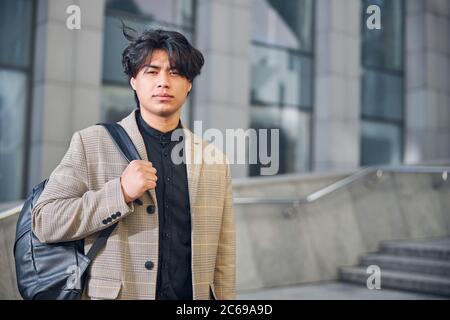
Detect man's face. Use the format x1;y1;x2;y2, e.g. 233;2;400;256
130;49;192;118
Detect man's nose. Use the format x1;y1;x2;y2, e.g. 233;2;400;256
157;72;170;88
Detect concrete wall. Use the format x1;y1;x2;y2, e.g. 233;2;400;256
405;0;450;163
28;0;105;188
233;171;450;291
313;0;361;172
0;214;21;299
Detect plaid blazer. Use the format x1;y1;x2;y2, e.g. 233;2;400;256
32;110;235;300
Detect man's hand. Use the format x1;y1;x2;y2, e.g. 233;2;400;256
120;160;157;203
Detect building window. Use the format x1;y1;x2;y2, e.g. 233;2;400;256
0;0;33;202
361;0;404;166
102;0;195;123
250;0;314;176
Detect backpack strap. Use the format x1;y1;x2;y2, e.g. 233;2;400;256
98;123;142;163
86;123;142;260
86;224;117;260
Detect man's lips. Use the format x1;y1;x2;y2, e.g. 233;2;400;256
153;94;174;98
152;94;174;101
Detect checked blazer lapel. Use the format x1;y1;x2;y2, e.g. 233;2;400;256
181;124;203;209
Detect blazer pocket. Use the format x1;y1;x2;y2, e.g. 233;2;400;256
86;277;122;300
209;283;218;300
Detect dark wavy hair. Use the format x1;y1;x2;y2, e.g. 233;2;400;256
121;23;205;108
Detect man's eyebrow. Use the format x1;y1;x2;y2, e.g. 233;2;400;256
143;64;160;69
143;64;178;71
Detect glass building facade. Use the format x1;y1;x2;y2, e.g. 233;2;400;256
361;0;405;166
249;0;314;176
1;0;447;205
0;0;34;202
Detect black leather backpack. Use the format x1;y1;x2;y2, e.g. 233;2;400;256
13;123;141;299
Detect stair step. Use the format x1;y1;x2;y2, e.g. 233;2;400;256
380;238;450;261
339;266;450;297
361;254;450;277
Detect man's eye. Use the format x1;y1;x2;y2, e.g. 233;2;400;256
170;71;179;75
146;70;157;74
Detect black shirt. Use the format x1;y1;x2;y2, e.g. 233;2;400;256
136;111;193;300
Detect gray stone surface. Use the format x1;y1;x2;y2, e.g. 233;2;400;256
349;174;407;251
237;281;446;300
0;214;21;300
405;0;450;165
340;237;450;297
361;254;450;277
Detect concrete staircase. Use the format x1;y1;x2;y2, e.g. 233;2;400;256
339;237;450;297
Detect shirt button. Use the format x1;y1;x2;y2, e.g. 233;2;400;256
164;232;170;239
145;261;154;270
147;205;156;214
167;177;170;182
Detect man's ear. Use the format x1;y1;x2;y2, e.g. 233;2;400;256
187;81;192;94
130;77;136;90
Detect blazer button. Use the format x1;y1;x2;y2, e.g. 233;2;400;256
111;213;117;219
147;205;156;214
106;217;112;223
102;219;108;225
145;260;154;270
116;211;122;218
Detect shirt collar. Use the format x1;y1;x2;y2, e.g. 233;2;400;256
136;110;183;143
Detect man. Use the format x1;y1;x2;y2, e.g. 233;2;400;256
32;28;235;300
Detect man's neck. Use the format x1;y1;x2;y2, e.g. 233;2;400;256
139;109;180;133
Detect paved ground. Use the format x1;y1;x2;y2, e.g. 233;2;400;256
236;281;447;300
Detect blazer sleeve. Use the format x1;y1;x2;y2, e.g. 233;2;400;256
214;161;236;299
32;131;134;243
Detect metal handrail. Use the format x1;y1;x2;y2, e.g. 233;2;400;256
0;166;448;220
0;204;23;220
234;166;449;205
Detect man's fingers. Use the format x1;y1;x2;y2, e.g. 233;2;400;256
136;165;157;175
147;180;157;189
